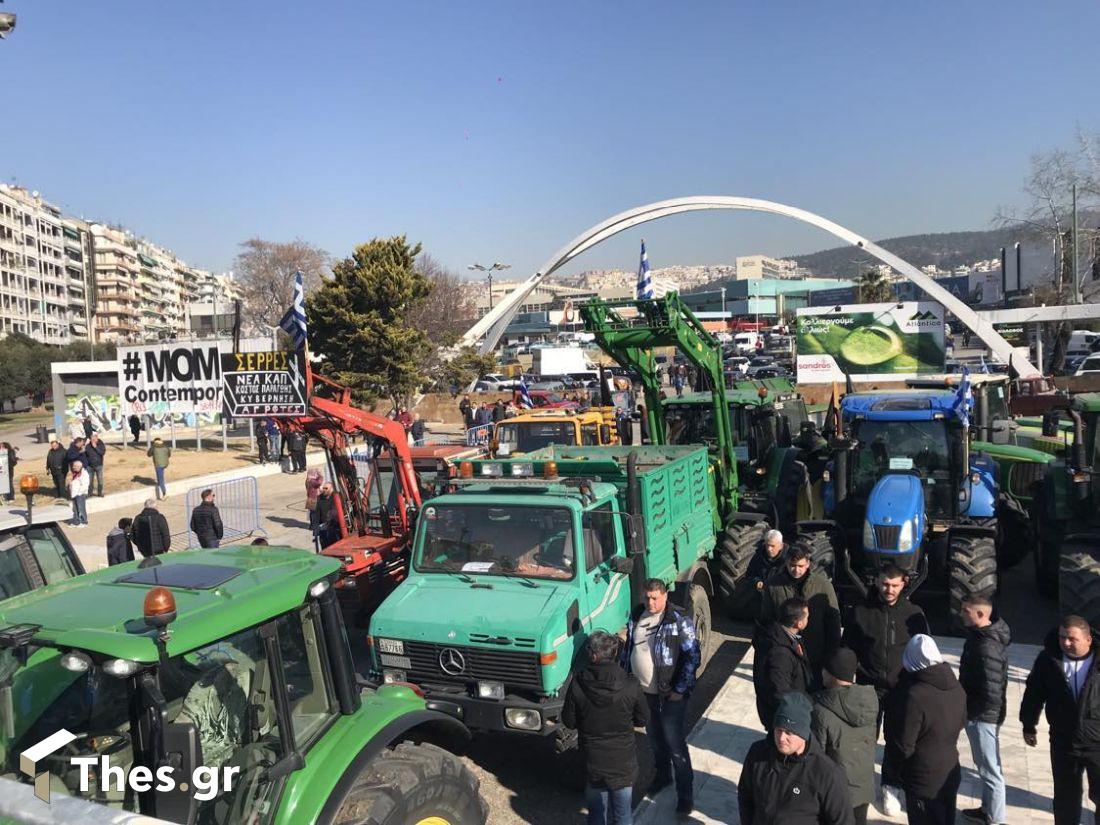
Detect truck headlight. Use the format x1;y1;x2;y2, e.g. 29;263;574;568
504;708;542;731
898;519;914;552
862;519;874;549
382;669;407;684
477;681;505;700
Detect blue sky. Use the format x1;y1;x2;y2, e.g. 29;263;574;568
2;1;1097;279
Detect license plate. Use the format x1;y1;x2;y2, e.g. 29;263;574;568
377;639;404;654
380;654;412;670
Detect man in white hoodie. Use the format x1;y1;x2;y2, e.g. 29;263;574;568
67;459;90;527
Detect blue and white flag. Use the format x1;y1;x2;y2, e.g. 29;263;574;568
953;366;973;429
636;240;653;300
279;271;308;350
518;376;534;410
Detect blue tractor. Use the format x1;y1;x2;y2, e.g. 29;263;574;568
798;388;1000;617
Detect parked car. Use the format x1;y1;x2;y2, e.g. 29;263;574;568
1075;354;1100;376
745;355;776;378
724;356;750;375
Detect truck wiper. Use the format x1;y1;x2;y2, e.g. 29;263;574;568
423;564;476;584
491;558;540;588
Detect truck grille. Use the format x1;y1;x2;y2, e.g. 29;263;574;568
873;524;900;550
399;640;543;691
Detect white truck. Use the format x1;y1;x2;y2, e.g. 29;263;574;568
531;346;593;377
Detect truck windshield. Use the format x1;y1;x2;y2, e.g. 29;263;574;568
417;504;576;580
665;404;746;448
497;421;575;453
851;419;951;500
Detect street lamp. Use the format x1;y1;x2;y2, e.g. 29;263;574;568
467;262;511;312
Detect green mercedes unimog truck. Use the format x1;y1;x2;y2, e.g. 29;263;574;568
367;444;718;749
0;546;487;824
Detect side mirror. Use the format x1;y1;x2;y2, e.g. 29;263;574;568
989;419;1015;445
157;721;201;824
609;555;634;575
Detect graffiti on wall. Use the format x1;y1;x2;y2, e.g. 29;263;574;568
64;394;218;434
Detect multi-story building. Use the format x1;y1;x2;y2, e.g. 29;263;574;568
0;185;84;344
61;218;93;342
89;223;143;343
735;254;802;280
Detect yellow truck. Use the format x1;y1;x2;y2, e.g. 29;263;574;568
493;407;620;455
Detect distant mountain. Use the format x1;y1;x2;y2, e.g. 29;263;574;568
790;227;1030;279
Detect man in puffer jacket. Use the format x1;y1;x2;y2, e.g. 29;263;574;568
753;597;812;729
739;691;854;824
884;635;967;825
958;594;1010;825
562;631;649;825
812;648;878;825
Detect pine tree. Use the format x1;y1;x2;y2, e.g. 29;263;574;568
307;236;432;407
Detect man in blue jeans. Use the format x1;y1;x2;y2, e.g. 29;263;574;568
621;578;701;815
562;631;649;825
959;593;1010;825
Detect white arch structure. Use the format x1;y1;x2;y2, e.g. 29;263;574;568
459;196;1039;377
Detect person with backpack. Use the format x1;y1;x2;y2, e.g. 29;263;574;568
132;499;171;556
562;631;649;825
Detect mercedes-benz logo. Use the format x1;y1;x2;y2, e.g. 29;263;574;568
439;647;466;676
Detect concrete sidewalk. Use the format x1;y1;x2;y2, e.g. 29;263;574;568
638;639;1074;824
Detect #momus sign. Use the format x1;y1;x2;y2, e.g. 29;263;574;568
117;340;306;418
795;302;946;383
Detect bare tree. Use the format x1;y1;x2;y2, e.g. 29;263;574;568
408;255;478;346
233;238;330;332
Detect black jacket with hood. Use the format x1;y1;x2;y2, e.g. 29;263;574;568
812;684;879;808
753;621;812;729
738;734;855;825
132;506;171;556
760;565;841;671
1021;628;1100;753
884;662;967;798
561;660;649;790
959;618;1011;724
105;526;134;566
842;591;929;692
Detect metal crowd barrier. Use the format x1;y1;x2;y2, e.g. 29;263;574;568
182;476;266;548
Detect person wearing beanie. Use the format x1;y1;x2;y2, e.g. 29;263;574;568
812;648;879;825
739;691;855;824
1020;615;1100;825
753;597;813;729
883;634;967;825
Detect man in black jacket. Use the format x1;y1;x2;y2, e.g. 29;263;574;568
1021;615;1100;825
841;564;928;815
739;691;854;825
884;635;968;825
315;483;340;549
287;431;308;473
753;597;812;729
64;437;87;477
562;630;649;825
958;594;1010;825
189;489;224;549
45;440;67;498
739;529;788;617
106;518;134;566
84;433;106;496
132;499;171;557
760;545;841;680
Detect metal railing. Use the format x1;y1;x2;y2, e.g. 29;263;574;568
181;476;265;548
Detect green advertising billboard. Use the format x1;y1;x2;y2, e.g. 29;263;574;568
795;302;946;383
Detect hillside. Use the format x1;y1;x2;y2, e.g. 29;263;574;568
789;227;1029;278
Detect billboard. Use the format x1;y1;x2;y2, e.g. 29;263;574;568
795;302;946;383
118;342;223;417
221;350;307;417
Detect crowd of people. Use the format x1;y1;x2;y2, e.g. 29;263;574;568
565;529;1100;825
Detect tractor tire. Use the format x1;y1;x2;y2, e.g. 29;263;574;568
682;583;714;676
331;741;487;825
1059;544;1100;628
716;520;767;620
948;532;998;617
794;529;837;581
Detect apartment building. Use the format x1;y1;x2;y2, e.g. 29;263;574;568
735;254;802;280
90;223;142;342
0;185;87;344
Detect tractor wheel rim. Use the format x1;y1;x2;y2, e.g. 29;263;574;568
415;818;451;825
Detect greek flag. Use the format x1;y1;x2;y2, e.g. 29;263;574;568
518;376;534;410
953;366;973;429
636;240;653;300
279;271;308;350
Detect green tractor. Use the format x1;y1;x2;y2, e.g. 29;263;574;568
0;546;487;824
581;294;820;618
1033;393;1100;619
